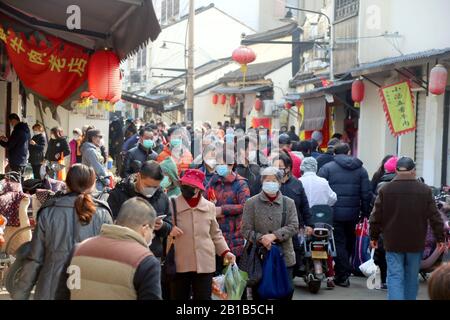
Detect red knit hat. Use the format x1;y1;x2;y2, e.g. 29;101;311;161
384;156;398;173
180;169;206;191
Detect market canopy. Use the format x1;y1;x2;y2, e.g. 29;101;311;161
0;0;161;60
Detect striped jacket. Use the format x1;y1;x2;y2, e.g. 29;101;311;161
206;172;250;257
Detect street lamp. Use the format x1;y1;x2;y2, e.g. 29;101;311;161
282;5;334;81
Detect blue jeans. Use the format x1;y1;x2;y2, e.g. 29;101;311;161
386;252;422;300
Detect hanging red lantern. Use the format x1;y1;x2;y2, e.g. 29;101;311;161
230;95;237;107
232;46;256;83
255;98;263;112
88;49;122;103
212;94;219;105
285;102;292;110
351;79;365;107
429;64;448;95
220;94;227;105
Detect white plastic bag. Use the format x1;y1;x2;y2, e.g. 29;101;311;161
359;248;378;277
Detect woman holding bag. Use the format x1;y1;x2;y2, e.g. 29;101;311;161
169;169;236;300
241;166;299;300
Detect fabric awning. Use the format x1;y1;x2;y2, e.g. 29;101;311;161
0;0;161;60
212;85;272;94
301;97;326;131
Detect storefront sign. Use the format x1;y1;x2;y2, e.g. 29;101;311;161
379;81;416;137
0;24;88;105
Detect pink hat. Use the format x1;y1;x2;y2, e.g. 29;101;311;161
180;169;206;191
384;156;398;173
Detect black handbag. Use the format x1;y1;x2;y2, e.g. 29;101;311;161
161;197;177;280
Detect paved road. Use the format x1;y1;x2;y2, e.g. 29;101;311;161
0;275;429;300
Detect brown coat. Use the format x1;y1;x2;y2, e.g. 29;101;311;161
173;195;229;274
370;177;445;252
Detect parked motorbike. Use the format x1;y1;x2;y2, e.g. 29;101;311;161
297;205;337;294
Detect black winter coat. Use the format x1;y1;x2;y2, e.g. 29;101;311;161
318;154;371;222
107;178;172;258
28;133;46;165
0;122;30;166
11;194;113;300
123;144;158;177
280;176;311;227
235;164;262;197
316;152;334;171
45;137;70;161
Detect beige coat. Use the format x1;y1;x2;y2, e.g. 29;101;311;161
173;195;229;274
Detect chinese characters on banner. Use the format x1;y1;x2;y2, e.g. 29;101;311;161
379;81;416;137
0;24;89;105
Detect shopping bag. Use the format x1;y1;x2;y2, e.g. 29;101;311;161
359;248;378;277
212;275;227;300
223;264;248;300
257;245;293;299
352;218;371;274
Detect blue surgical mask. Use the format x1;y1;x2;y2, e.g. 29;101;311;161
142;139;154;150
262;181;280;194
160;176;171;189
170;138;182;148
216;164;229;177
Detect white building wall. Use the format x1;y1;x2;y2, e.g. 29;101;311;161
359;0;450;64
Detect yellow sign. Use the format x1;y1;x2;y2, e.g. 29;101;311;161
379;81;416;137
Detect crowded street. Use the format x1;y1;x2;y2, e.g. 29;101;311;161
0;0;449;311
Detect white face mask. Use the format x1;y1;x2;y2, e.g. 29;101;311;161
205;159;217;169
73;134;80;140
33;131;40;136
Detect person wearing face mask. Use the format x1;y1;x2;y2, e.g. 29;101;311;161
205;147;250;271
28;123;46;179
108;160;173;297
69;128;83;166
81;129;109;191
160;156;181;197
170;169;236;300
156;126;193;175
11;164;113;300
45;126;71;181
123;127;158;178
241;166;299;300
235;136;262;197
0;113;31;177
197;145;218;188
69;197;162;300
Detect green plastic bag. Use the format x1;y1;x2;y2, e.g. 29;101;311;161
223;263;248;300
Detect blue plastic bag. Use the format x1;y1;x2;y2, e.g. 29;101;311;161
257;245;293;299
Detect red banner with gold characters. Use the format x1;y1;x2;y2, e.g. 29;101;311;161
0;24;88;105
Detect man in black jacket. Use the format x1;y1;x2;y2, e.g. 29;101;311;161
122;127;158;177
316;138;340;171
318;143;371;287
235;136;262;196
0;113;31;175
108;160;172;259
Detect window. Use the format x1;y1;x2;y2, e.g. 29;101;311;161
135;48;146;69
161;0;179;25
335;0;359;22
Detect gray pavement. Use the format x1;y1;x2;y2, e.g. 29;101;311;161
0;275;430;300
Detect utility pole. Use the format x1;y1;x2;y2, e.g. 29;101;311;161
185;0;195;122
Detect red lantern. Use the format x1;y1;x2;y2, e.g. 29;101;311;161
285;102;292;110
220;94;227;105
429;64;448;95
255;98;263;112
230;95;237;107
212;94;219;105
352;79;365;107
232;46;256;65
88;49;122;102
